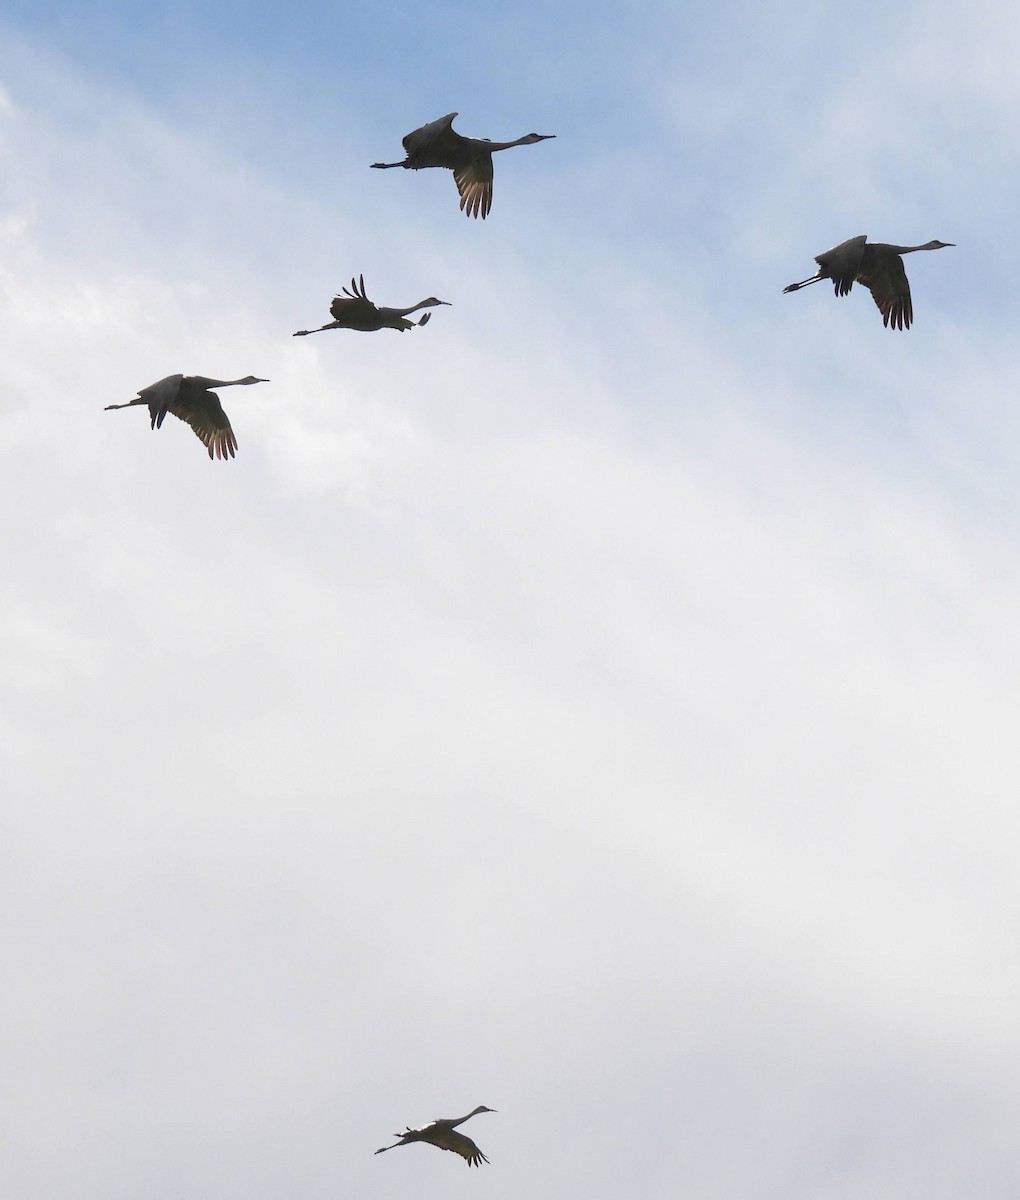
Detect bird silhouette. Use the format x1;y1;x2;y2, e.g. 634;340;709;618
783;235;954;330
374;1105;495;1168
372;112;554;218
105;374;267;460
293;275;449;335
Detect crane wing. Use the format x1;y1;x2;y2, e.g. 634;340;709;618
330;288;379;325
402;112;458;158
168;390;238;460
856;254;912;330
453;158;493;219
136;374;185;430
430;1128;489;1167
819;235;867;297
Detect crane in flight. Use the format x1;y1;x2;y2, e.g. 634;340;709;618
371;112;555;218
293;275;450;335
105;374;267;460
374;1105;495;1168
783;235;953;329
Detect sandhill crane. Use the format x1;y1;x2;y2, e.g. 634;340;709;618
783;235;954;330
374;1105;495;1168
371;112;555;218
292;275;450;336
105;374;267;460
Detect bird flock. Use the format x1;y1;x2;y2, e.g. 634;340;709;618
104;112;555;460
96;109;957;1175
103;110;954;474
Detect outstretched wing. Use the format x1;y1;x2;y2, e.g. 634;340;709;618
453;158;493;219
330;275;379;324
169;388;237;460
402;112;458;158
431;1128;490;1167
856;254;912;330
818;235;867;297
136;374;185;430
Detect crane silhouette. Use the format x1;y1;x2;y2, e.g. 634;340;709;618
105;374;267;460
783;235;954;330
374;1105;495;1168
371;112;555;218
292;275;450;336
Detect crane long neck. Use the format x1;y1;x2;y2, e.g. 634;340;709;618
448;1107;486;1127
399;299;437;316
487;136;532;152
878;241;949;255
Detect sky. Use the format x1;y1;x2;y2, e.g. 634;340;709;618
2;2;1020;1197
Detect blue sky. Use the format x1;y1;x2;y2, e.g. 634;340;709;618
2;4;1020;1199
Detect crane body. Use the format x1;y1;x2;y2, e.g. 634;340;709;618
105;374;267;459
783;235;953;329
374;1105;495;1168
293;275;449;335
372;112;554;218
